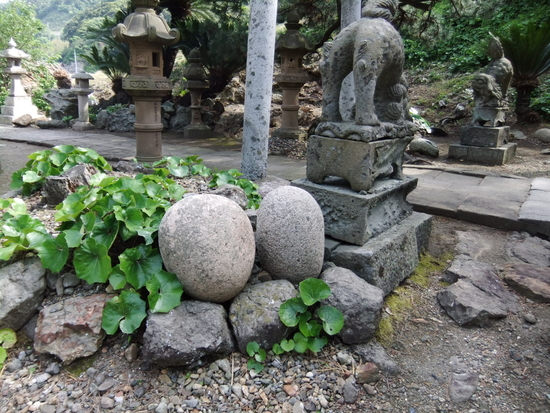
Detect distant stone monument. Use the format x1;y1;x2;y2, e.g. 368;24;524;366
183;48;211;139
292;0;431;295
0;39;39;125
449;35;516;165
272;11;312;141
112;0;180;162
72;71;94;131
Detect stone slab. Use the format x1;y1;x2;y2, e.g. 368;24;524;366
518;200;550;237
448;143;516;165
407;186;468;218
306;135;412;192
502;262;550;303
330;212;432;296
460;126;509;148
292;177;417;246
531;177;550;192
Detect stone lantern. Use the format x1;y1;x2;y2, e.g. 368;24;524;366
0;39;39;125
112;0;180;162
273;11;313;141
72;71;94;131
183;48;211;139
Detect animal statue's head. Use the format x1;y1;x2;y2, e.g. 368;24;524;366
362;0;399;22
472;73;502;102
487;33;505;60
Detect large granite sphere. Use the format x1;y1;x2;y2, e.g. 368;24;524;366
256;186;325;283
158;194;255;303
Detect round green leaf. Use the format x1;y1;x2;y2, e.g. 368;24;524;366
74;238;112;284
299;278;332;306
32;232;69;273
279;297;307;327
246;341;260;357
307;336;328;353
0;328;17;349
145;270;183;313
280;339;295;352
299;319;322;338
102;290;146;335
317;305;345;335
120;244;163;290
272;343;285;355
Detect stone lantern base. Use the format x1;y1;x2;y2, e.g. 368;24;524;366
272;127;308;141
0;95;38;125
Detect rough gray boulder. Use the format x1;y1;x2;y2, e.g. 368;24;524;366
229;280;297;353
437;255;520;326
351;340;400;376
42;164;98;206
12;114;33;127
255;176;290;199
0;258;47;331
407;136;439;157
43;89;78;121
210;184;248;210
506;232;550;267
34;294;109;364
169;106;192;132
256;186;324;284
142;300;236;367
320;267;384;344
158;194;255;303
501;262;550;303
533;128;550;143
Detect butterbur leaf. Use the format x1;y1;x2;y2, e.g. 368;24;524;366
299;278;332;306
74;238;111;284
0;244;18;261
146;270;183;313
22;170;41;183
280;339;295;352
5;198;27;216
0;347;6;367
120;244;163;289
279;297;307;327
317;305;345;335
299;319;322;338
32;233;69;273
272;343;285;355
109;265;127;290
293;333;309;353
247;359;264;373
63;229;84;248
307;336;327;353
102;290;146;335
10;170;23;190
54;145;75;154
91;214;119;249
246;341;260;357
0;329;17;348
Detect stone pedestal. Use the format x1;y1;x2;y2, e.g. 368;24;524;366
272;82;307;141
448;126;516;165
306;135;413;192
292;176;417;246
183;49;211;140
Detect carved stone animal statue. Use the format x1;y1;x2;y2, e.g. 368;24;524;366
320;0;406;126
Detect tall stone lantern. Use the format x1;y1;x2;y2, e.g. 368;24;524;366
183;48;211;139
72;71;94;131
272;11;313;141
112;0;180;162
0;39;39;125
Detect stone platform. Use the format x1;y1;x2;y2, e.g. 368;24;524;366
292;176;417;246
448;125;516;165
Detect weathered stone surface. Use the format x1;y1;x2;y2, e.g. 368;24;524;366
229;280;297;353
445;255;520;312
331;212;432;296
142;300;236;368
12;114;33;127
43;89;78;120
306;135;412;192
256;175;290;199
448;142;516;165
292;177;416;246
502;262;550;303
34;294;109;364
0;258;46;331
533;128;550;143
257;186;324;283
351;340;400;376
42;164;98;206
158;194;255;303
320;266;383;344
407;136;439;157
355;362;381;384
169;106;192;132
460;126;509;147
36;119;66;129
506;232;550;267
449;372;478;403
210;184;248;210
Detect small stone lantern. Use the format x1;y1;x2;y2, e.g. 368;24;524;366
112;0;180;162
0;39;38;124
72;71;94;131
273;11;313;141
183;48;211;139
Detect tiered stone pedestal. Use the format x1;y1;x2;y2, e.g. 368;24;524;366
292;134;432;296
448;126;516;165
0;96;38;125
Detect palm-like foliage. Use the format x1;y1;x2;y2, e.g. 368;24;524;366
499;21;550;117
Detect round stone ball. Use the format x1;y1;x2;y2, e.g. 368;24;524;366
256;186;325;283
533;128;550;143
158;194;255;303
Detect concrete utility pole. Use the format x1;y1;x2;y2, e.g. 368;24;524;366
241;0;278;181
341;0;362;28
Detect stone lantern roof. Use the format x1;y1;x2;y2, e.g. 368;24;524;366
112;1;180;46
275;11;313;55
0;39;30;61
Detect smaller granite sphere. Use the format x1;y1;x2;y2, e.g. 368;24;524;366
256;186;325;283
158;194;255;303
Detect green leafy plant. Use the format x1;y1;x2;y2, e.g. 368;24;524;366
246;341;266;373
209;169;262;209
0;328;17;369
105;103;128;114
62;115;74;124
10;145;112;195
272;278;344;355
